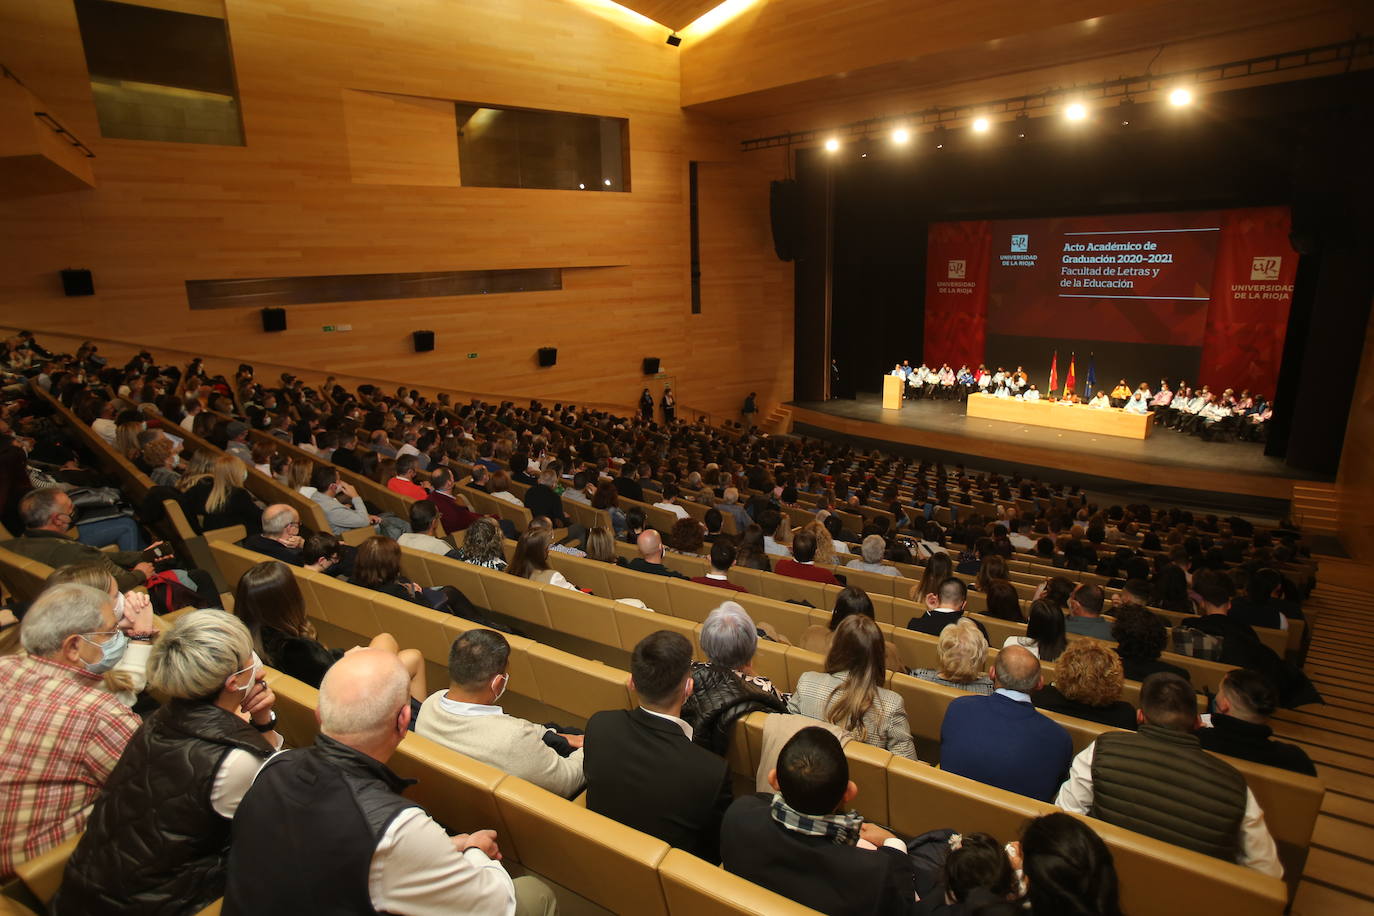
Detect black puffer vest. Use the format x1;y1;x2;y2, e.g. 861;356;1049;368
1090;723;1249;862
682;663;788;755
54;700;274;916
223;734;417;916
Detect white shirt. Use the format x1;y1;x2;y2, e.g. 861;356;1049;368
654;501;690;520
1055;742;1282;877
210;730;284;818
763;536;790;557
490;491;523;506
368;807;516;916
180;413;198;431
639;706;693;740
398;532;454;556
1000;635;1041;659
92;417;117;445
1088;395;1110;408
1022;389;1040;401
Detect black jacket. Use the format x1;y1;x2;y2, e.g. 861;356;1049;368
1033;685;1137;731
240;533;302;565
261;625;344;688
614;475;644;503
523;483;568;525
584;707;731;864
1120;655;1191;683
1197;713;1317;776
681;663;787;755
628;557;689;579
721;794;917;916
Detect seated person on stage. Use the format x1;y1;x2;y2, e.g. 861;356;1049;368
584;631;732;863
1124;391;1151;414
992;382;1011;399
418;630;586;798
774;529;842;585
939;363;956;396
1088;390;1111;409
1109;380;1131;407
1022;384;1041;401
976;367;992;391
1056;672;1282;876
939;646;1073;801
1065;584;1114;641
1198;669;1317;776
1150;383;1174;414
720;728;918;916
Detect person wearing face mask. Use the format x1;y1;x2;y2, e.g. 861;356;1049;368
0;583;141;881
45;564;160;707
53;610;281;915
4;489;158;591
417;630;585;799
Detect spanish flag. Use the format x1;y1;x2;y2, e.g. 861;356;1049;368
1064;353;1077;400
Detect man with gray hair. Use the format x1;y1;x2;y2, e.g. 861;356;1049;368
0;583;140;879
936;645;1073;801
681;602;786;754
845;535;899;576
3;489;156;591
713;487;751;535
226;648;556;915
239;503;305;565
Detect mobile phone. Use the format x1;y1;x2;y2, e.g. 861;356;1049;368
145;543;173;561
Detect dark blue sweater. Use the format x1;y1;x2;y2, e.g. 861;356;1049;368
939;692;1073;801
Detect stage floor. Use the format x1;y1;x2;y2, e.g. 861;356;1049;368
787;394;1325;502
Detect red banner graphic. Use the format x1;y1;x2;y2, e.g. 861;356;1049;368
924;220;991;369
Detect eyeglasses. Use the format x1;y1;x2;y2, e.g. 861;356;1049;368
80;629;119;645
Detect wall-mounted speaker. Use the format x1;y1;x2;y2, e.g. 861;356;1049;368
769;179;801;262
261;307;287;332
60;269;94;297
537;347;558;368
642;357;660;375
412;330;435;352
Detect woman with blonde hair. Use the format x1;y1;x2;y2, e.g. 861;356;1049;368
802;520;839;566
176;450;216;492
582;526;619;565
912;618;995;694
788;614;917;759
44;564;159;706
508;526;579;590
1033;641;1136;729
184;454;260;534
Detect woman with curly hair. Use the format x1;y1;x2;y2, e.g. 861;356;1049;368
1110;605;1191;683
1032;641;1137;729
801;520;839;566
453;516;508;571
912;618;995;694
667;516;707;557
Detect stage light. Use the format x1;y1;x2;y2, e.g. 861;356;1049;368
892;128;910;144
578;183;586;189
1118;98;1135;127
1015;111;1029;140
933;126;947;149
1065;102;1087;121
824;137;840;152
603;178;612;186
972;117;990;133
665;32;682;46
1169;87;1193;107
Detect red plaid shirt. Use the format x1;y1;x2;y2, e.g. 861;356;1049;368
0;653;139;879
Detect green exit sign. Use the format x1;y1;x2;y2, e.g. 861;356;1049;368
322;325;335;333
467;352;478;359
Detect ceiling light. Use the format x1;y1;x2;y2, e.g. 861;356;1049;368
824;138;840;152
1065;102;1087;121
1169;87;1193;107
972;117;990;133
892;128;910;144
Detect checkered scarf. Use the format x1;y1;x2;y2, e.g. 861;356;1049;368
769;793;864;846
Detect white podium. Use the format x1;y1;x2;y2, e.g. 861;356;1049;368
882;375;904;410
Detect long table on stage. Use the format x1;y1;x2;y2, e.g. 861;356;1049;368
966;393;1153;440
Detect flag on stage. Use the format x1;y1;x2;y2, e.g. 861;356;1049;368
1048;351;1058;396
1064;353;1077;399
1084;353;1097;400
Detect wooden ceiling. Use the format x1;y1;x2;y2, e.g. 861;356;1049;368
612;0;724;30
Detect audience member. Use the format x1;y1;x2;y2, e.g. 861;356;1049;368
681;602;787;753
845;535;899;576
1065;584;1113;641
1198;669;1316;776
1110;606;1190;682
627;529;689;579
690;539;748;592
240;503;305;564
913;618;996;694
397;500;460;557
774;529;842;585
5;489;155;591
1014;814;1123;916
1032;641;1136;730
453;516;508;571
304;465;377;535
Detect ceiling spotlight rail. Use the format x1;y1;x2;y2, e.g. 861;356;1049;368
740;36;1372;151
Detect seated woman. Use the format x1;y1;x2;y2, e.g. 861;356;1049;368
982;580;1025;622
45;563;160;707
733;523;772;571
1088;390;1111;409
591;481;626;538
353;535;452;610
667;516;707;557
913;618;995;694
801;586;904;672
183;454;261;535
974;553;1009;593
1111;605;1191;682
681;602;788;754
909;551;954;604
233;559;426;699
788;614;918;759
1032;640;1137;730
53;610;282;916
581;525;623;565
142;437;181;488
507;526;579;591
453;517;508;571
1003;598;1069;662
489;470;523;506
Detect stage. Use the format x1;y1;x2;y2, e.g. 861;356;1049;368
787;394;1328;504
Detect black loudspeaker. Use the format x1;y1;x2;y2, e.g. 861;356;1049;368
769;179;801;262
60;269;94;296
537;347;557;368
412;330;435;352
261;307;287;332
642;357;660;375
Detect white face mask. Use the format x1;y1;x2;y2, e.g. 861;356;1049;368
112;591;127;628
229;651;264;697
493;673;509;704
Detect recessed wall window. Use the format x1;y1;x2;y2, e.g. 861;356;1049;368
73;0;244;146
456;104;629;191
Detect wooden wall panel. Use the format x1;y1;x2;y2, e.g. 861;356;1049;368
1338;306;1374;562
341;90;460;187
0;0;792;419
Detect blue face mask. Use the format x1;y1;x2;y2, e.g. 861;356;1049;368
79;630;128;675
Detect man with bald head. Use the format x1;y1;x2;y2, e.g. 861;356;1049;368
225;649;556;915
627;529;688;579
936;645;1073;801
240;504;305;565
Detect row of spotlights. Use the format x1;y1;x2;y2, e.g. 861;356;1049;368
822;89;1195;151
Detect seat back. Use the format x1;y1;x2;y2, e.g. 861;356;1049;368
657;849;822;916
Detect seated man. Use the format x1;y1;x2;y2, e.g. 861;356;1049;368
845;535;899;577
4;489;156;591
418;631;585;798
652;483;691;520
1198;669;1316;776
0;583;140;879
387;454;429;499
627;529;689;579
939;646;1072;801
585;631;731;863
1065;584;1114;641
774;530;842;586
690;539;748;593
713;487;752;535
426;467;492;534
240;503;305;564
225;649;556;913
720;727;917;916
1056;672;1282;876
303;466;378;536
906;577;981;637
397;500;459;558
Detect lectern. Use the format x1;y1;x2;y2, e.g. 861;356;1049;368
882;375;904;410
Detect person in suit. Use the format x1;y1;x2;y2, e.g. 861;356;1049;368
938;646;1073;801
584;631;731;863
627;529;689;579
1198;669;1316;776
522;466;586;546
773;529;842;586
720;727;918;916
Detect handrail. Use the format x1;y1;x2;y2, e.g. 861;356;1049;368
1;63;95;159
